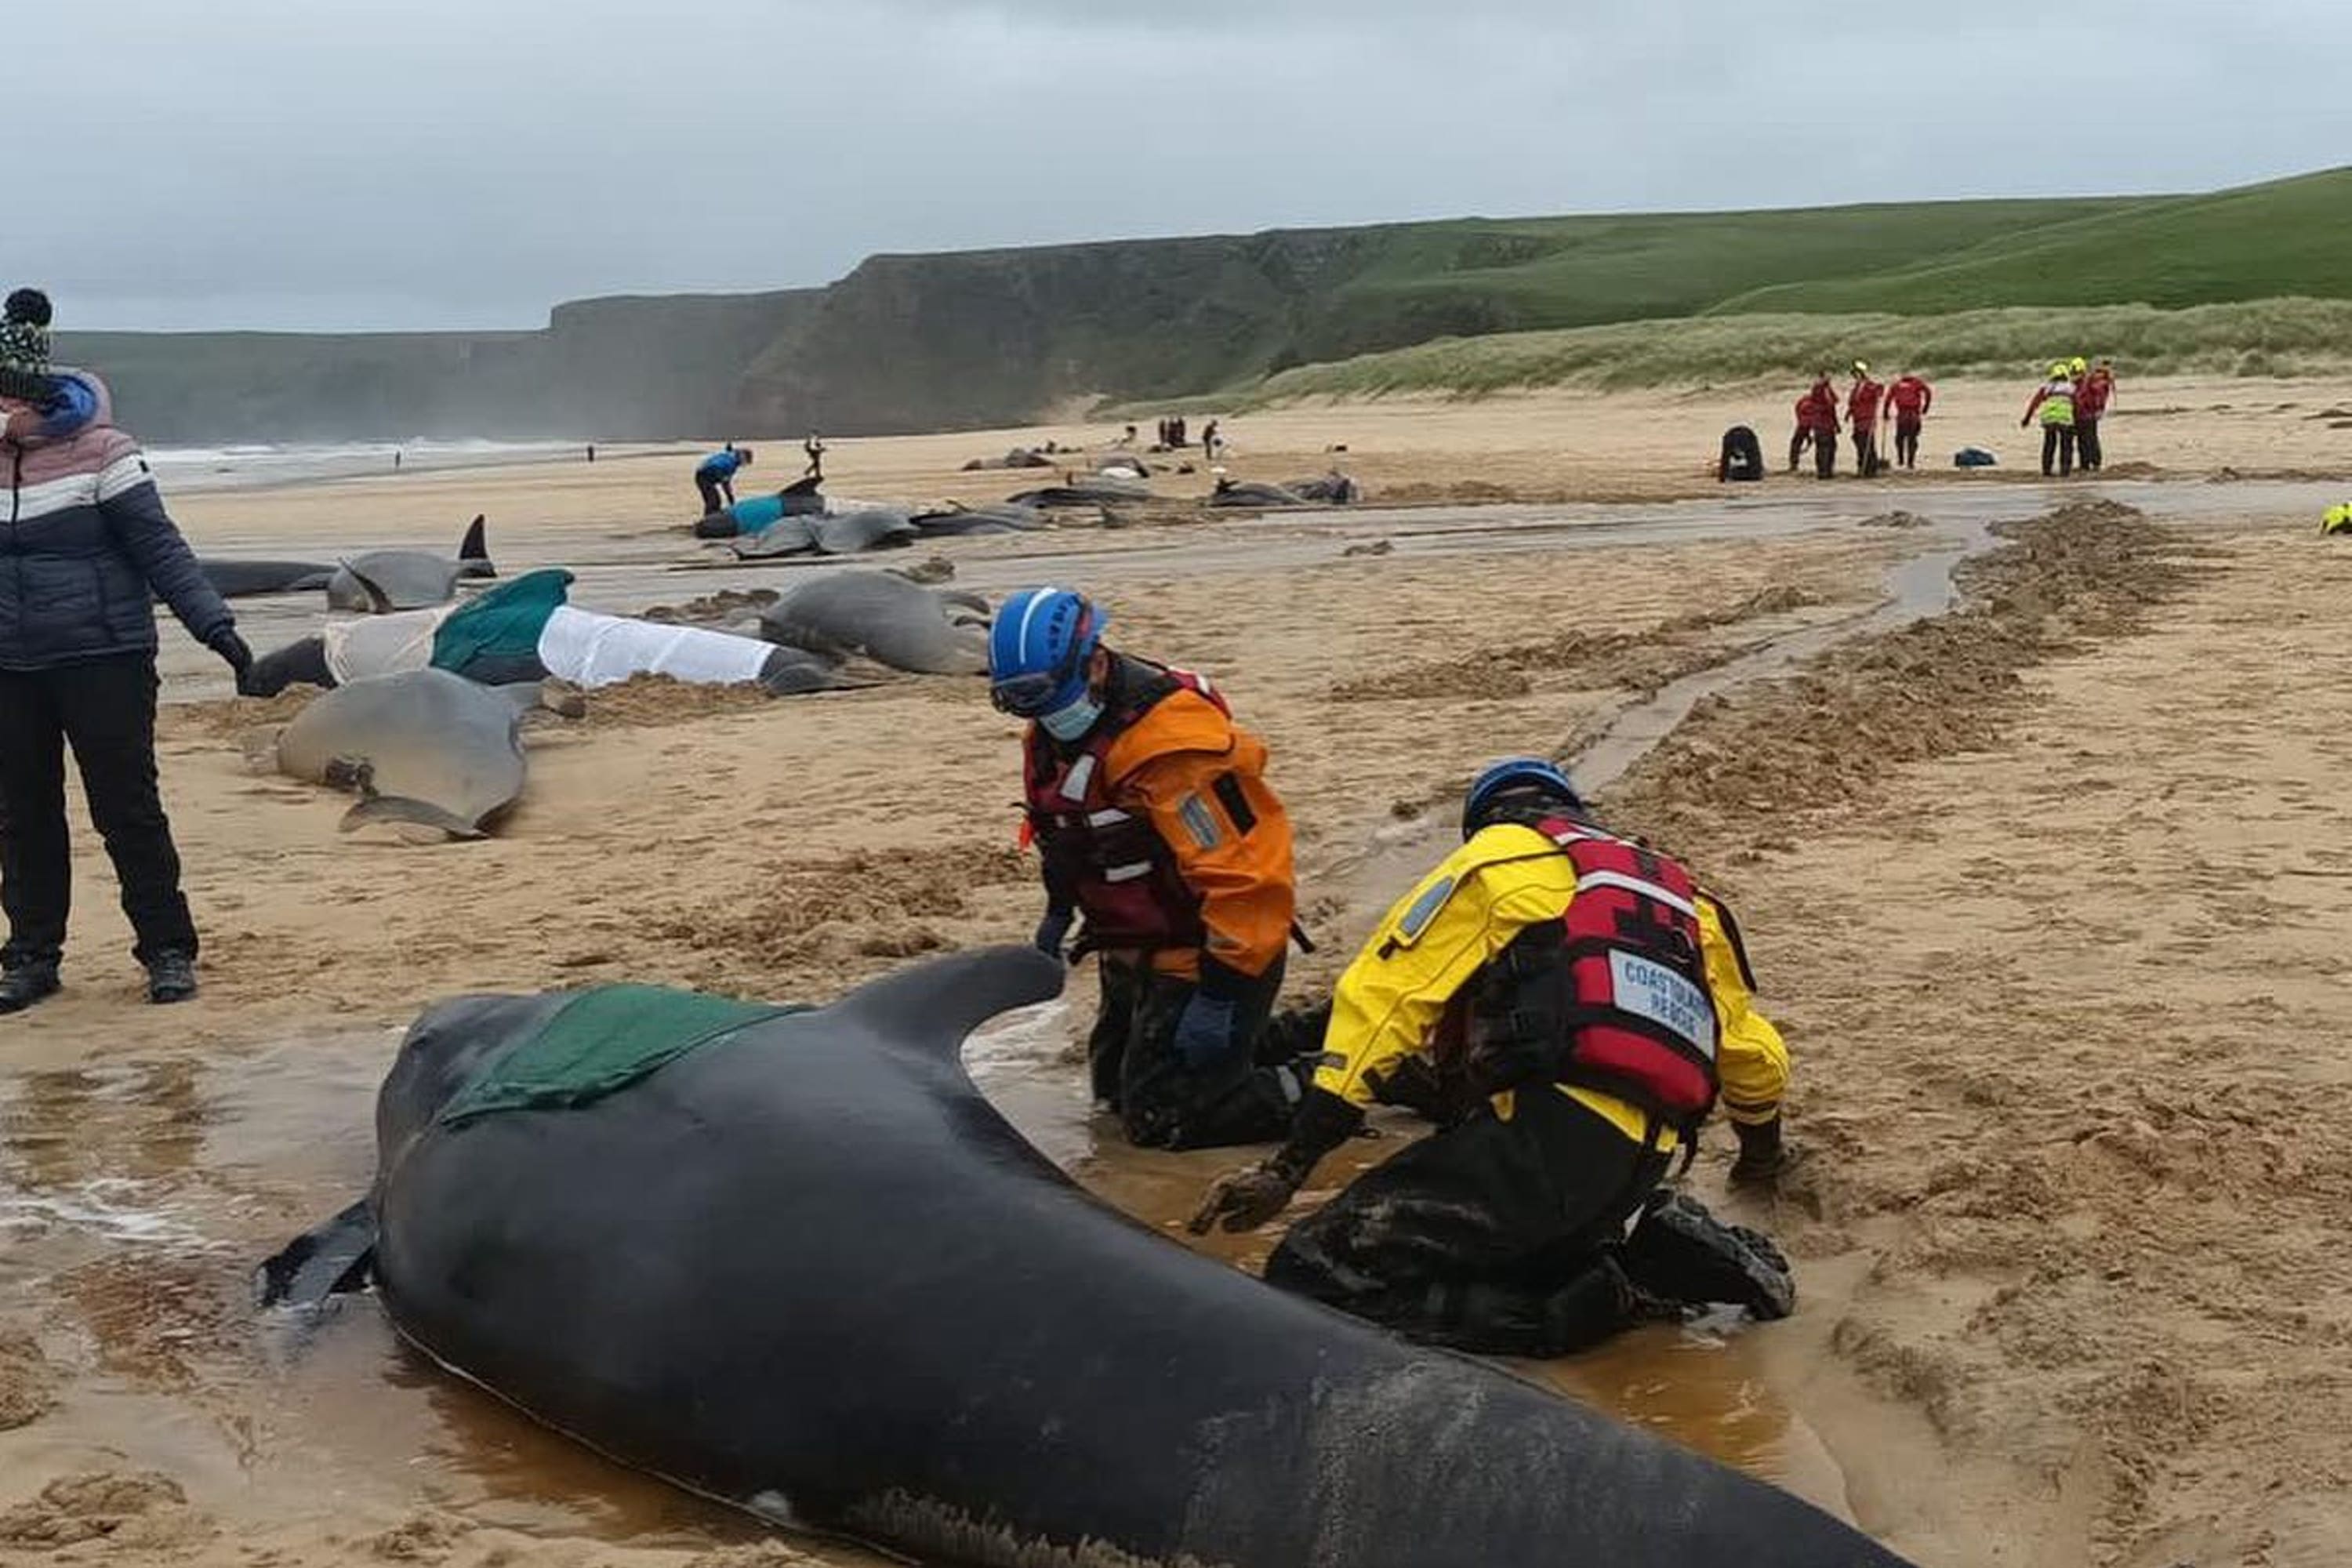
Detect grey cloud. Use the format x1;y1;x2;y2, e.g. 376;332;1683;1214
20;0;2350;329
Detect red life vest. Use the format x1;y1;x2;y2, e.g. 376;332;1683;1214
1022;662;1228;953
1460;817;1722;1130
1848;379;1886;428
1799;385;1838;433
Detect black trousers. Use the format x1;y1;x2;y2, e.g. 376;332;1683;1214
0;654;198;967
695;475;727;514
1894;421;1922;469
1265;1088;1671;1356
2041;424;2076;477
1852;426;1881;477
1812;429;1836;478
2076;418;2103;471
1089;955;1298;1150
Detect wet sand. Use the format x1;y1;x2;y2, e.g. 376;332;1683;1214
3;381;2351;1567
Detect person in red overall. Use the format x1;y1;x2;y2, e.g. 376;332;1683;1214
1192;757;1796;1355
1886;371;1933;470
2074;358;2114;472
1846;361;1886;477
1798;374;1840;478
992;586;1313;1151
1787;395;1815;474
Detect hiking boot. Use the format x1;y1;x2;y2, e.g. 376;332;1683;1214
1622;1191;1796;1321
145;952;198;1005
0;959;61;1014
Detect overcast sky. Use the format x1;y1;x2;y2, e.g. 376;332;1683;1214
24;0;2350;332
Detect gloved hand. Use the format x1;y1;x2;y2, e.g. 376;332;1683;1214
1188;1159;1301;1235
1728;1116;1795;1189
1033;906;1075;960
1171;991;1239;1070
209;628;255;684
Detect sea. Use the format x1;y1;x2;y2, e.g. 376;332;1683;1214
143;437;597;494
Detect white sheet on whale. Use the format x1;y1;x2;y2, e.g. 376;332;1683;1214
323;605;772;688
533;607;774;688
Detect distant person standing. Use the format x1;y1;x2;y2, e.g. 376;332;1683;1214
2074;358;2114;473
1801;372;1841;478
1846;361;1885;477
1886;370;1934;470
694;445;753;515
586;443;597;464
0;287;254;1011
1202;419;1221;463
2021;361;2078;477
803;433;826;481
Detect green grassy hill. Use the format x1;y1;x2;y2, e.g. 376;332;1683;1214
1284;196;2142;360
1212;299;2352;409
56;166;2352;441
1715;167;2352;317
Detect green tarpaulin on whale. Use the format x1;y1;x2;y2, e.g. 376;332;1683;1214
438;983;801;1127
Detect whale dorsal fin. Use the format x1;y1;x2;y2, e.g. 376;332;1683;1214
457;514;488;562
829;946;1065;1061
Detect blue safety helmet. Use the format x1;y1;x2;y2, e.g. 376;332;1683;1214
1461;756;1585;839
989;587;1107;719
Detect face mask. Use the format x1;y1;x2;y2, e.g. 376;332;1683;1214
1039;693;1105;741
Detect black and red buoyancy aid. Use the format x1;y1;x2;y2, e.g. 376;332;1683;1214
1022;660;1229;953
1462;815;1722;1131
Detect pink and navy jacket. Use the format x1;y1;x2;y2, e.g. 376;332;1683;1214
1;370;232;670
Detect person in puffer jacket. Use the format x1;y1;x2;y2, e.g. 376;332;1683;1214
0;287;253;1012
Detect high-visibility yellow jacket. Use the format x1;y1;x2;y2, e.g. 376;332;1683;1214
1311;822;1788;1146
2024;377;2076;428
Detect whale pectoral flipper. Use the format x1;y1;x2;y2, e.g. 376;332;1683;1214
339;795;488;840
833;946;1066;1061
256;1199;377;1308
336;559;399;615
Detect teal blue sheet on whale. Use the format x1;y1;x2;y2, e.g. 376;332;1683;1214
438;983;802;1127
429;566;574;679
730;493;789;534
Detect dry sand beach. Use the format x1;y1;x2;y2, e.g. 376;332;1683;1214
3;378;2351;1568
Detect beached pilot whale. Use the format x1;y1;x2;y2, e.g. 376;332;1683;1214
260;947;1916;1568
758;571;989;675
325;515;497;612
192;517;494;605
197;557;337;597
268;666;535;839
